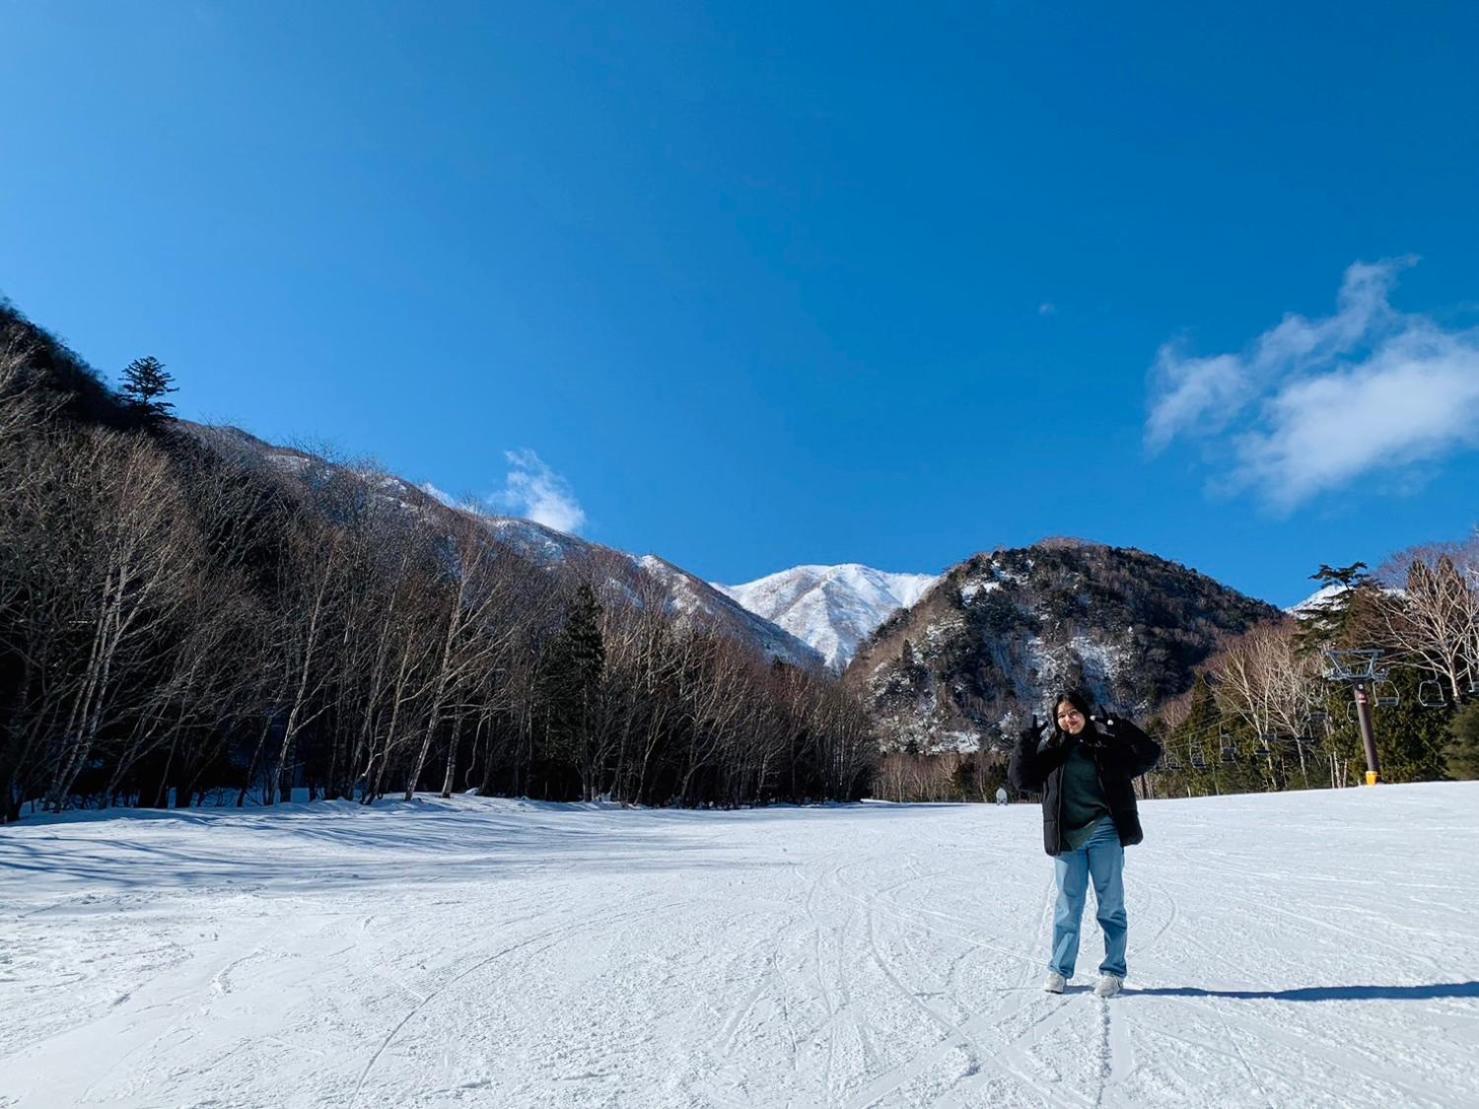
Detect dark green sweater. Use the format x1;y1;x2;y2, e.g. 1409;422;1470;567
1060;738;1110;850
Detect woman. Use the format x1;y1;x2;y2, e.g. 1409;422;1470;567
1008;690;1161;998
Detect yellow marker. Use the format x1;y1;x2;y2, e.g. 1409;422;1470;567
1365;771;1380;786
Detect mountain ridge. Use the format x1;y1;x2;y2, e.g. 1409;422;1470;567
846;541;1282;752
716;563;940;670
184;422;826;671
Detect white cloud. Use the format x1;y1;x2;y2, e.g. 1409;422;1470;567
490;450;587;534
419;481;456;507
1145;258;1479;510
1144;348;1249;451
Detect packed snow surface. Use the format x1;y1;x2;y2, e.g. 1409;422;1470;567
4;783;1478;1108
718;564;939;670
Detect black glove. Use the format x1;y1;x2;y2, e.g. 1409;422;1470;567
1019;715;1050;746
1087;713;1120;747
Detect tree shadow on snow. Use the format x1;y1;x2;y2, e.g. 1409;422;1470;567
1131;982;1479;1002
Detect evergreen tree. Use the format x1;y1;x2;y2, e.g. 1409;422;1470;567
1165;673;1225;797
1444;702;1479;780
1365;666;1451;783
1293;562;1369;656
120;356;177;425
1182;672;1221;742
536;584;605;798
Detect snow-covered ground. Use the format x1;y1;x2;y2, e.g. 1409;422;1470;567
3;784;1477;1108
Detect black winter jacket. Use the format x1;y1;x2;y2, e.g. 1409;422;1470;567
1008;716;1162;857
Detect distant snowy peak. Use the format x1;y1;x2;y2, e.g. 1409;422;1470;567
716;564;940;670
1287;583;1350;616
1286;581;1405;617
459;525;823;670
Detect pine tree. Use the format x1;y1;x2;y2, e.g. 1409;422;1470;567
1444;702;1479;780
1293;562;1369;656
1180;673;1220;747
536;584;606;798
1184;669;1218;731
120;356;177;425
1163;673;1228;797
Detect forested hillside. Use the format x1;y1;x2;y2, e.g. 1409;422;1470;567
6;299;1474;820
0;303;873;821
851;540;1479;802
1149;557;1476;798
849;540;1280;750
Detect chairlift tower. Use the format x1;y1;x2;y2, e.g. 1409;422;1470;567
1323;649;1385;785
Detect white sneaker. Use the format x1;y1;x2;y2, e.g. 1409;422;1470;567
1094;974;1123;999
1044;971;1067;994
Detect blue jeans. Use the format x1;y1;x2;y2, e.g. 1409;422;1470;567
1049;816;1127;979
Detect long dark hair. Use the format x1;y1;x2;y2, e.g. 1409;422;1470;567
1050;689;1098;742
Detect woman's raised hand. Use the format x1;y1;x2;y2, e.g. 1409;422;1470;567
1019;715;1049;744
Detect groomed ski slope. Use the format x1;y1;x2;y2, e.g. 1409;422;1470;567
3;783;1477;1108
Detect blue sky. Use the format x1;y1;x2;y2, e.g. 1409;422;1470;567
4;2;1478;606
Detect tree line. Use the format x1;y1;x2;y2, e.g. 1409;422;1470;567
6;298;1472;818
0;310;876;821
1150;554;1479;796
858;551;1479;804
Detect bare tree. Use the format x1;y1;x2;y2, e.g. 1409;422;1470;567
435;533;529;798
1;373;889;814
36;432;203;809
1205;620;1322;789
1375;551;1479;703
400;523;518;800
264;518;344;803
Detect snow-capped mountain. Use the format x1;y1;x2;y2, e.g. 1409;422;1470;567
1286;583;1350;615
1286;581;1407;617
716;564;940;671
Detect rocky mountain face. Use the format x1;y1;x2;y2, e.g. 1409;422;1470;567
187;424;825;671
846;539;1282;753
716;564;939;671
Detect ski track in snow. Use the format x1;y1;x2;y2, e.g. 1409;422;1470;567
3;785;1479;1108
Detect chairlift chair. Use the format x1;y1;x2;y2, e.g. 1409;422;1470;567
1303;711;1328;743
1323;648;1385;683
1154;747;1181;771
1217;727;1238;764
1372;680;1400;709
1189;744;1208;771
1418;680;1447;709
1258;732;1295;759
